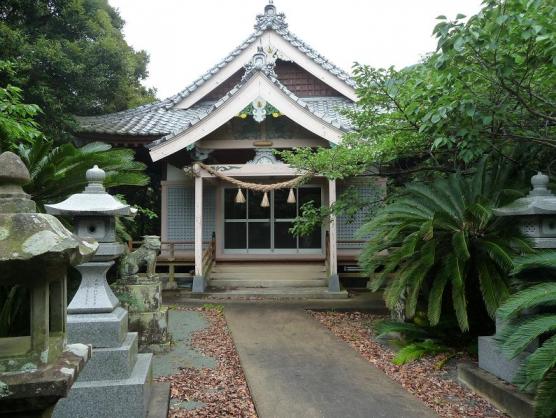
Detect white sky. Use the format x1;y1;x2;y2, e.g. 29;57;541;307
108;0;484;100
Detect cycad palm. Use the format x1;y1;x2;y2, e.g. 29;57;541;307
361;161;532;331
16;140;149;209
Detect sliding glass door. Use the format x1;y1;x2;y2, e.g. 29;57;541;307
223;187;322;253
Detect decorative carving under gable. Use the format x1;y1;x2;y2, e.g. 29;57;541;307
238;100;281;124
191;146;213;161
247;148;282;165
253;98;267;123
242;47;278;82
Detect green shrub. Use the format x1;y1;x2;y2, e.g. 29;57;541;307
361;160;532;332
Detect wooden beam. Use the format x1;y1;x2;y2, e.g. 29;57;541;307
197;138;328;150
191;163;323;178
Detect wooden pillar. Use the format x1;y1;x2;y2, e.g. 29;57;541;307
194;173;203;277
328;179;338;275
328;179;340;292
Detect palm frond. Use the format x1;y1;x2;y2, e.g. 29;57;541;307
497;283;556;319
512;251;556;276
428;267;450;326
451;256;469;332
498;314;556;359
392;340;450;365
521;335;556;388
477;259;509;317
534;367;556;418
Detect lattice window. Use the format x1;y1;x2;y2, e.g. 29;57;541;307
167;185;216;250
337;178;385;249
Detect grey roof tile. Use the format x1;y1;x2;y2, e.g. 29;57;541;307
161;6;355;110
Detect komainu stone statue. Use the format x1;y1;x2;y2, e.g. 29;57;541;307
119;235;161;280
113;235;170;348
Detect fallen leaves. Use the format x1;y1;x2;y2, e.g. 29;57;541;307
156;307;257;418
310;311;507;418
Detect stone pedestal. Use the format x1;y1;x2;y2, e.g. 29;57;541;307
478;316;537;384
113;275;170;348
53;307;153;418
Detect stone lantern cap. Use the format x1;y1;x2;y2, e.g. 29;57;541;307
494;172;556;216
45;165;137;217
0;152;98;284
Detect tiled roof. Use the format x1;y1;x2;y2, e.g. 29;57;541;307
76;3;356;143
77;94;354;138
163;5;355;109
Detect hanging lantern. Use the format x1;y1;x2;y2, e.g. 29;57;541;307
235;188;246;204
260;191;270;208
287;188;296;204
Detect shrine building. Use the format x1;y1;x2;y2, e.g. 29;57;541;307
75;2;384;296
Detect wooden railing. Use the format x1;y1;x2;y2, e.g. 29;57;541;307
202;232;216;277
128;240;209;261
128;238;214;287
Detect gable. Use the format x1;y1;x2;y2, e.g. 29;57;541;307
169;3;357;110
149;72;347;162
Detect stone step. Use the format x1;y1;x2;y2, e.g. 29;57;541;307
202;287;349;299
212;263;326;273
54;353;153;418
78;332;139;381
209;271;327;280
210;279;328;288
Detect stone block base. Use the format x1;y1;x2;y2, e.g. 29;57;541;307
129;307;170;346
192;275;206;293
67;307;128;348
78;333;139;381
478;336;531;383
328;274;341;292
53;353;153;418
113;279;162;313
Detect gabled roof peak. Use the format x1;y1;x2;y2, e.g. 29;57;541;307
255;1;288;31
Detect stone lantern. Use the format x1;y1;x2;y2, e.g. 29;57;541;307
0;152;95;416
477;172;556;383
493;172;556;248
45;165;135;315
45;166;159;418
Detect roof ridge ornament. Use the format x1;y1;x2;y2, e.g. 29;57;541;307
241;47;277;82
255;1;288;31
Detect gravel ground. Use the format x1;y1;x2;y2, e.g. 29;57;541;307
311;311;507;418
155;306;257;418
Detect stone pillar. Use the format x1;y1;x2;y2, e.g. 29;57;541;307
46;166;162;418
192;164;206;293
328;179;340;292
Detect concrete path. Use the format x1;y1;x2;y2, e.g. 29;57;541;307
225;305;438;418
